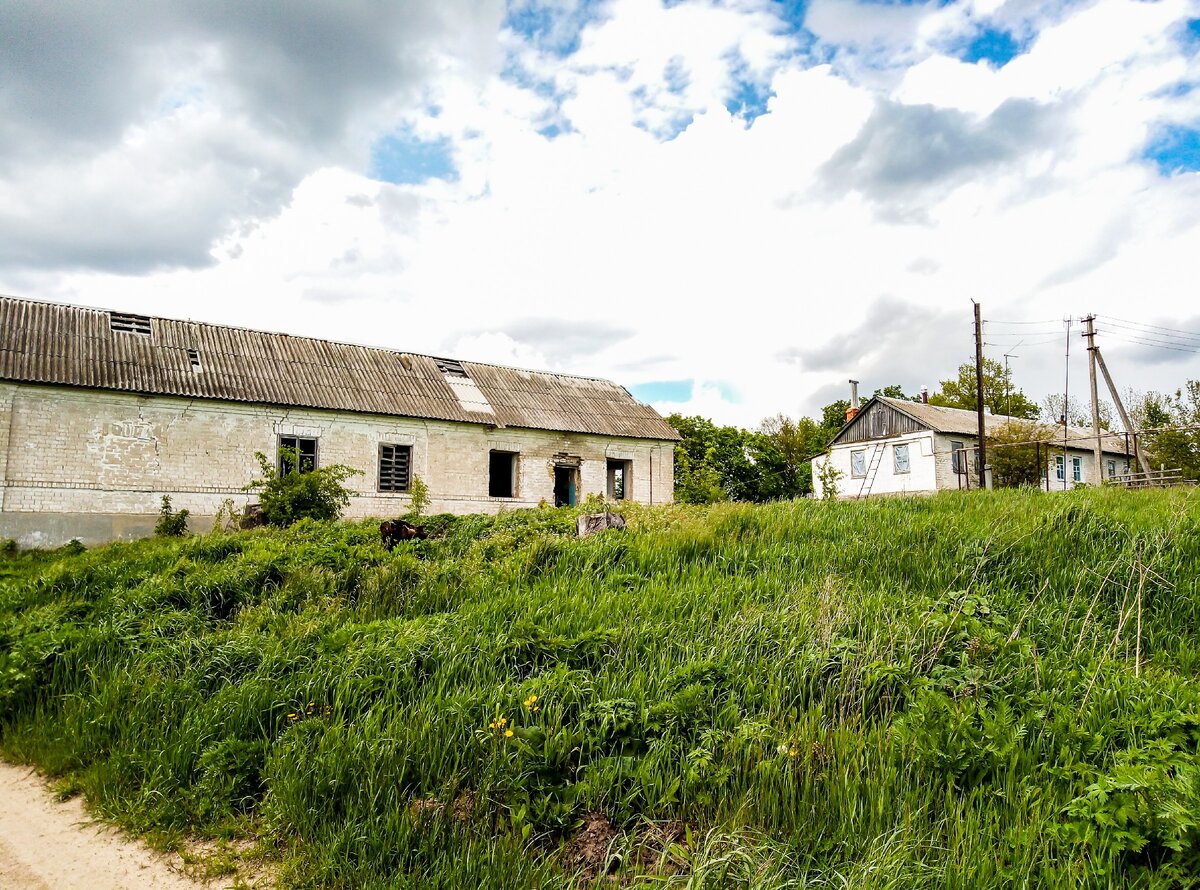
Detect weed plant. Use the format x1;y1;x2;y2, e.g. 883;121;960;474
2;489;1200;888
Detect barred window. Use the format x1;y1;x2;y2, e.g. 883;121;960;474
379;444;412;492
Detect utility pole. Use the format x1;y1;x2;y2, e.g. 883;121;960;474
974;301;987;488
1002;348;1019;417
1083;315;1104;485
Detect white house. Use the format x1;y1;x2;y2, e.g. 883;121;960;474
811;396;1134;499
0;296;679;547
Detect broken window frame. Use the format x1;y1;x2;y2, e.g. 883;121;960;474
378;443;413;493
606;459;632;500
1107;459;1116;479
850;449;867;478
488;450;518;498
951;441;965;474
893;443;910;474
278;435;318;476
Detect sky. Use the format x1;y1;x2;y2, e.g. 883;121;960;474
2;0;1200;428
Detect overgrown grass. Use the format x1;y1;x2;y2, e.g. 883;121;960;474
3;490;1200;888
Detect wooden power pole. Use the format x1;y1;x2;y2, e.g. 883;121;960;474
974;301;987;488
1083;315;1104;484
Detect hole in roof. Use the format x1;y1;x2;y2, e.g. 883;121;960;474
435;357;469;378
110;312;152;336
187;348;202;373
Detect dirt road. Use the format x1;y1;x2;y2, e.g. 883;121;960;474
0;762;209;890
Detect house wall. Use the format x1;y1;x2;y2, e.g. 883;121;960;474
0;384;675;548
812;431;939;498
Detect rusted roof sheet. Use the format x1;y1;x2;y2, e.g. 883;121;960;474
0;295;680;441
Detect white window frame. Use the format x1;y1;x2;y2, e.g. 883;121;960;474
1072;456;1082;483
850;449;867;478
893;443;910;474
1055;455;1065;481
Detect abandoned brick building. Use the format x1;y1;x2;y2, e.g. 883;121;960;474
0;296;679;547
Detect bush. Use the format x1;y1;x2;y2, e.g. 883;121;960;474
244;448;362;527
154;495;190;537
409;474;430;518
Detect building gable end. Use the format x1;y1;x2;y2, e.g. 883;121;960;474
831;398;931;446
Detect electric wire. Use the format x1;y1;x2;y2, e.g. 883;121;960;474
1099;315;1200;340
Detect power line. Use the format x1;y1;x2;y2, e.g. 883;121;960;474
1099;315;1200;341
1100;319;1200;347
1106;333;1200;355
985;318;1064;325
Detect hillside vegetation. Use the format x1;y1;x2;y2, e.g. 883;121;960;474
2;490;1200;888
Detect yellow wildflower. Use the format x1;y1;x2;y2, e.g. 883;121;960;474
504;729;514;738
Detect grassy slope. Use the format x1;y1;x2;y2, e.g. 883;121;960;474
2;490;1200;888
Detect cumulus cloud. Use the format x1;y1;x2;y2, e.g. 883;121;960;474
0;0;504;272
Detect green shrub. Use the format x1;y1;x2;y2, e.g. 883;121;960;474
244;448;362;527
154;495;190;537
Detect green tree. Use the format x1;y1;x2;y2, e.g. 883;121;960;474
748;414;827;499
929;359;1039;419
1138;383;1200;479
987;420;1056;488
668;414;760;503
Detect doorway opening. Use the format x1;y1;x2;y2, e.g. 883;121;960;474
553;466;577;507
606;459;631;500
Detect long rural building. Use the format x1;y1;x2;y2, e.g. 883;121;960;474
813;395;1134;499
0;296;679;546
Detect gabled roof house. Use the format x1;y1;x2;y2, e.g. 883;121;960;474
812;395;1134;499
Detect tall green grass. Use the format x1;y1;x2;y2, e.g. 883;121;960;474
2;489;1200;888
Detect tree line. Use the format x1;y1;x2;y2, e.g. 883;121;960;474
671;359;1200;503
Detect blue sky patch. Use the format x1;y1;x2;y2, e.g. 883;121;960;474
1144;125;1200;175
1187;18;1200;44
630;380;693;403
370;133;456;185
959;27;1024;67
505;0;606;57
726;78;774;124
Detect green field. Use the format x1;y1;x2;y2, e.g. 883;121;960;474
3;490;1200;888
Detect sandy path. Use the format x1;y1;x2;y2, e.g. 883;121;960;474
0;762;211;890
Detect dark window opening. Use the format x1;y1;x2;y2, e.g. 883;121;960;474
187;348;202;372
110;312;152;336
435;357;469;378
489;450;517;498
554;465;577;507
379;444;412;492
607;459;631;500
278;436;317;475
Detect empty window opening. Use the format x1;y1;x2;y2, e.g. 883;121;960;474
850;449;866;478
607;459;632;500
489;450;517;498
379;444;412;493
278;436;318;475
110;312;152;336
435;357;469;378
951;441;965;474
893;444;910;474
554;465;578;507
1107;459;1117;479
187;348;202;372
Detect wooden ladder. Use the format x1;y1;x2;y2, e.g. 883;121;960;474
855;443;886;499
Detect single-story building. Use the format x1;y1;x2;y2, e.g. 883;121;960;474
0;296;679;547
812;395;1134;499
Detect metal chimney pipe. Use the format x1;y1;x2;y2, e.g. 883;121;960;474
849;379;860;409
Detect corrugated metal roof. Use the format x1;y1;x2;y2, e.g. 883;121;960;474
0;295;680;441
869;397;1131;454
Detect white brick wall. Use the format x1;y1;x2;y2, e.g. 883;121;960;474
0;384;675;536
